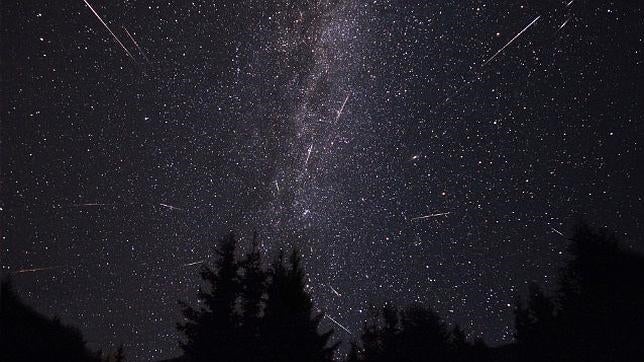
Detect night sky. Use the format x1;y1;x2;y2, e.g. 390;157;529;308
2;0;643;360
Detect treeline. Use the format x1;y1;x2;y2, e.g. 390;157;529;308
174;234;336;362
2;224;644;362
347;224;644;362
1;278;125;362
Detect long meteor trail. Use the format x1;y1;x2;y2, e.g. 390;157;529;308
71;203;114;207
123;26;150;62
14;266;65;274
324;315;352;335
411;212;451;221
83;0;135;61
335;93;350;123
483;15;541;66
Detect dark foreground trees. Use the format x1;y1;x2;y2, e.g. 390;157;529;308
348;303;489;362
3;223;643;362
176;233;337;362
511;224;644;362
347;223;644;362
0;278;103;362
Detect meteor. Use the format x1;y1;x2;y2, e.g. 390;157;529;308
159;203;184;211
304;144;313;168
329;285;342;297
483;15;541;66
324;314;352;335
551;227;566;237
334;93;350;123
14;265;64;274
122;26;150;62
558;17;572;31
411;212;451;221
82;0;135;61
72;203;113;207
183;260;205;267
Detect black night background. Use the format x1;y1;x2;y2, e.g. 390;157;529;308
2;1;643;361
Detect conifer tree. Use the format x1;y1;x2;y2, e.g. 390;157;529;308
177;233;241;361
262;249;337;362
1;278;101;362
238;232;267;359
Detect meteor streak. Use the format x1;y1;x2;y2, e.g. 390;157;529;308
159;203;184;211
83;0;135;61
483;15;541;66
329;285;342;297
14;266;64;274
334;93;350;123
183;260;205;267
304;144;313;168
411;212;451;221
122;26;150;62
551;227;566;237
558;17;572;31
324;314;352;335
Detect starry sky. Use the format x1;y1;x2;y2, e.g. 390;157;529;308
2;0;643;360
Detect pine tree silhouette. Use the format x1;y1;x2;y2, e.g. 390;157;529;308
176;235;337;361
512;224;644;362
238;232;268;360
262;249;337;362
351;303;468;362
513;283;558;362
177;233;241;361
1;278;102;362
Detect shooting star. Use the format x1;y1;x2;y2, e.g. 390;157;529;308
83;0;135;61
183;260;205;267
483;15;541;66
159;203;184;211
325;315;352;335
411;212;451;221
304;144;313;168
274;180;280;193
122;26;150;62
551;227;566;237
329;285;342;297
72;203;113;207
334;93;350;123
14;265;65;274
558;17;572;31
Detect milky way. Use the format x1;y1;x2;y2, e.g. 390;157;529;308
2;1;643;360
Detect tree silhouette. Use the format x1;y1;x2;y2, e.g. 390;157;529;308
1;278;102;362
177;233;242;361
261;249;337;362
238;233;268;360
176;236;336;361
351;302;476;362
512;224;644;362
513;283;558;362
